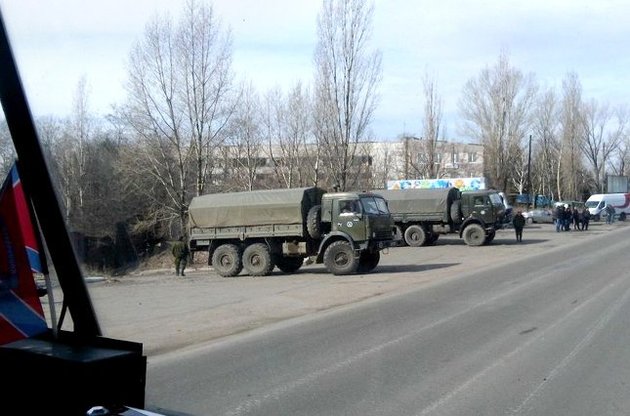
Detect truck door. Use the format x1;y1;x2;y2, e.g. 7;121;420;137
470;194;495;224
334;198;364;239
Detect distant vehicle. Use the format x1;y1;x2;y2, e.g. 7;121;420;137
522;209;553;224
584;193;630;221
188;187;396;276
375;187;507;247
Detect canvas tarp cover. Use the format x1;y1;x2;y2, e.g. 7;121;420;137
188;187;325;228
376;188;459;215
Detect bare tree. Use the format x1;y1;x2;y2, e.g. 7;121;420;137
558;72;586;199
531;89;560;200
611;115;630;177
419;71;443;178
178;0;237;196
121;0;235;235
48;77;93;228
459;52;537;191
313;0;382;191
262;83;317;189
510;145;527;194
580;99;625;192
71;77;92;220
226;83;263;191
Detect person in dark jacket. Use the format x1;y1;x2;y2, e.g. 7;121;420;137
605;204;615;224
563;204;572;231
554;205;564;232
512;210;526;242
581;207;591;231
172;236;190;276
572;207;581;230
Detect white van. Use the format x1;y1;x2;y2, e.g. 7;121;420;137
584;193;630;221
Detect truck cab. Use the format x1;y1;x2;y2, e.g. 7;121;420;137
459;190;507;244
320;192;395;247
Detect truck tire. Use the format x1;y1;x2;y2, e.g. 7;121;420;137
463;223;486;246
307;205;322;239
242;243;274;276
323;240;359;275
212;244;243;277
275;257;303;273
357;250;380;273
450;200;462;223
404;224;427;247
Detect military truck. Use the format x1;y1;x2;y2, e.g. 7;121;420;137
376;187;507;247
187;187;396;277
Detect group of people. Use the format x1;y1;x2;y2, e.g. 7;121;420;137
553;204;591;232
511;203;594;243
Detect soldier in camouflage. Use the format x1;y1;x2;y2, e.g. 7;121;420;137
171;236;190;276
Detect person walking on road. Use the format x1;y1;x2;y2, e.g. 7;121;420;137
572;207;581;230
605;204;615;224
172;236;190;276
512;209;525;242
554;204;564;232
581;207;590;231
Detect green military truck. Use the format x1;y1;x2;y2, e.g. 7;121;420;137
187;187;396;277
376;187;507;247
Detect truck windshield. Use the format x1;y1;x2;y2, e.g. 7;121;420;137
489;193;504;206
361;196;390;215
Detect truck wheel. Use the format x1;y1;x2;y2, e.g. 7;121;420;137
357;251;380;273
324;240;359;275
307;205;322;239
463;223;486;246
243;243;274;276
404;224;427;247
275;257;303;273
212;244;243;277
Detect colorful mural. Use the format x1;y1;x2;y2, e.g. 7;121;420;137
386;177;486;191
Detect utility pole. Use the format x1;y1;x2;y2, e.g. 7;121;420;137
404;136;409;179
527;134;533;209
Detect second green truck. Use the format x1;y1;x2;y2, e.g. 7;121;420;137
376;187;508;247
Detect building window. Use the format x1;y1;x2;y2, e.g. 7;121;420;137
467;152;478;163
434;152;442;164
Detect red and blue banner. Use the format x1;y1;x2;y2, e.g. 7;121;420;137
0;163;47;345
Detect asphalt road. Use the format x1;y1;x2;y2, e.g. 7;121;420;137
130;222;630;415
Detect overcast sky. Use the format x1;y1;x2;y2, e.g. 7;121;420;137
1;0;629;140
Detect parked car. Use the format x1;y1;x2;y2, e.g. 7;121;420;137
522;209;554;224
553;200;585;210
